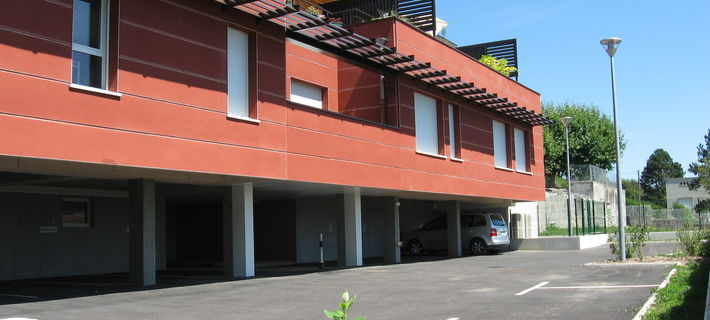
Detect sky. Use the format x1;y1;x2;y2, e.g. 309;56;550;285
437;0;710;180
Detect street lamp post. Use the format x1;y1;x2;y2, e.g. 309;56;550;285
600;37;626;261
561;116;573;236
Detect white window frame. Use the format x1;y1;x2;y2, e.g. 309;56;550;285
448;104;459;159
71;0;109;89
227;27;252;119
492;120;509;169
414;92;439;156
514;127;528;172
290;79;324;109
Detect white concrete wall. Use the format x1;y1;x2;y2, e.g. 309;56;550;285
0;192;129;280
509;202;539;238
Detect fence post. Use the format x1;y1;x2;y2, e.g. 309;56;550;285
587;200;592;234
574;199;579;236
581;199;586;235
592;201;597;234
603;202;607;233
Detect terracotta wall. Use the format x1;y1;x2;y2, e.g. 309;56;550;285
0;0;545;201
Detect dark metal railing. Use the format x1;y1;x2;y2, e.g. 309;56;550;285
322;0;435;32
458;39;519;80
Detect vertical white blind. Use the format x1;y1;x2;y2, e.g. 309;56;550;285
228;28;249;118
492;120;508;168
448;104;456;157
290;79;323;109
514;128;527;172
415;92;438;154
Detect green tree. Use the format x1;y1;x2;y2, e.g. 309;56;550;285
478;55;517;76
689;129;710;191
622;179;642;206
640;149;684;207
542;102;624;186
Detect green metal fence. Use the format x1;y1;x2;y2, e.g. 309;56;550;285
573;199;607;235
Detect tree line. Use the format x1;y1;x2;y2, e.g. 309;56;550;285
543;102;709;212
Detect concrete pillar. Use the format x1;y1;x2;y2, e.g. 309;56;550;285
383;197;401;264
155;189;167;271
223;183;255;278
446;201;461;257
337;187;363;267
129;179;156;286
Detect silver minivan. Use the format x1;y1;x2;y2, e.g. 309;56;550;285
402;213;510;255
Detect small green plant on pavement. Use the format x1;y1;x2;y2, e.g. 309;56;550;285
324;291;365;320
677;210;708;256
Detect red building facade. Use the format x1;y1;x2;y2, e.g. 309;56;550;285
0;0;549;284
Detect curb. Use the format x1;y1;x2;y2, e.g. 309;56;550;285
632;263;679;320
584;261;679;267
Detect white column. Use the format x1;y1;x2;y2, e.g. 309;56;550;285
129;179;156;286
446;201;461;257
383;197;401;264
338;187;363;267
223;183;255;278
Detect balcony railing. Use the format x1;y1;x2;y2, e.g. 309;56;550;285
458;39;519;80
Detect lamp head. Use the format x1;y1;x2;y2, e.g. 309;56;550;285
561;116;572;128
600;38;622;57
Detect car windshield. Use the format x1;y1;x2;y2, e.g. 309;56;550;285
490;214;506;226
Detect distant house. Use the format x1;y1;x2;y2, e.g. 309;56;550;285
666;177;710;209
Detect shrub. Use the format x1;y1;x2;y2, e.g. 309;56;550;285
677;211;708;256
609;225;649;260
629;225;650;260
478;55;517;76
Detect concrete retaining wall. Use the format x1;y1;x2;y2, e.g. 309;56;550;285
510;234;608;250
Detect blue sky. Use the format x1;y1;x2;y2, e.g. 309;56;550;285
437;0;710;180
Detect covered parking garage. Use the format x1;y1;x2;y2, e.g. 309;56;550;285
0;157;512;286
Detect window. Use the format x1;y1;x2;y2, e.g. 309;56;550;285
514;128;528;172
72;0;108;89
490;214;506;226
448;104;460;159
414;92;439;155
62;198;91;227
492;120;508;168
228;27;250;118
461;215;485;227
422;217;447;231
290;79;324;109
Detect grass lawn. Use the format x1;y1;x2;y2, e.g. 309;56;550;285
643;259;709;319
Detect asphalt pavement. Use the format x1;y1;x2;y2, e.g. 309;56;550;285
0;242;680;320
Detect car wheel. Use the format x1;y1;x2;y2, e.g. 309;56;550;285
406;240;424;256
470;238;487;255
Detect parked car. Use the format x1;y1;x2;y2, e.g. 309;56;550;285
402;213;510;255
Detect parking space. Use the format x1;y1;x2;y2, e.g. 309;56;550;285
0;242;679;320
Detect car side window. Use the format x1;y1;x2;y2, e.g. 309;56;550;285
473;215;486;227
461;215;473;227
423;217;447;230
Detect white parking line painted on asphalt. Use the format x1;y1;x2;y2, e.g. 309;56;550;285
515;281;549;296
0;294;38;299
538;284;658;290
445;318;460;320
